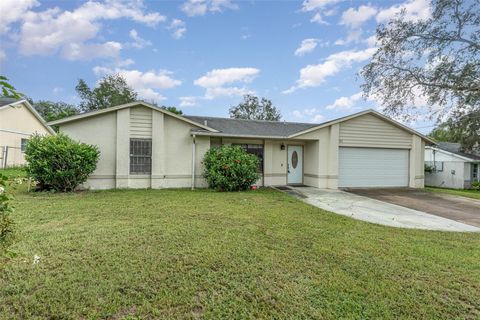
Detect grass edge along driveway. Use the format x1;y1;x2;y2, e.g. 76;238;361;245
1;187;479;319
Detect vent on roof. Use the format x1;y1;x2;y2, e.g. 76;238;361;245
204;120;208;126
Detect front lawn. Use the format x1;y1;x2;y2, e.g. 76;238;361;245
0;185;479;318
426;186;480;200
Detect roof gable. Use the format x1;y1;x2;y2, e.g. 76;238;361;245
289;109;435;144
48;101;218;132
0;99;55;135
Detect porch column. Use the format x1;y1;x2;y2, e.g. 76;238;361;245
327;124;339;189
151;111;165;188
115;108;130;188
409;135;424;188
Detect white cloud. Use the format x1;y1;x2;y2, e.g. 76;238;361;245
17;0;165;60
52;87;63;95
115;58;135;67
291;108;324;123
312;114;325;122
168;19;186;39
61;41;122;60
181;0;238;17
326;92;363;110
294;38;318;56
93;66;181;102
365;35;377;47
194;67;259;99
128;29;151;48
340;5;377;29
194;67;259;88
0;0;39;34
302;0;342;25
334;29;363;45
302;0;342;12
284;47;377;93
376;0;431;23
179;96;197;107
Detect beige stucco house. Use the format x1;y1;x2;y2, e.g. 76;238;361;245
0;98;55;168
49;101;434;190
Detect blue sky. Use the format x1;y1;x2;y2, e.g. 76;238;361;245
0;0;434;132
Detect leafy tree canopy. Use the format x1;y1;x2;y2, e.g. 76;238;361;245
76;74;138;112
0;75;22;99
429;110;480;152
229;95;281;121
33;101;78;123
361;0;479;150
161;106;183;115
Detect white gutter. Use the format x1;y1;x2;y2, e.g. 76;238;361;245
191;134;196;190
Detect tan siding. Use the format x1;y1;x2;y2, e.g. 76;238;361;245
130;106;152;138
339;114;412;148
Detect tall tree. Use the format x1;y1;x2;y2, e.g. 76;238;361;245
229;95;281;121
161;106;183;115
361;0;479;149
0;75;22;99
33;101;78;123
76;74;138;112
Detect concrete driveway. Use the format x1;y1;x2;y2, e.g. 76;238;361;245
346;188;480;228
287;186;479;232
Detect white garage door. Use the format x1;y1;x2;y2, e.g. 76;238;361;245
339;147;409;188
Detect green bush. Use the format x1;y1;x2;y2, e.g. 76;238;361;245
0;174;15;256
472;181;480;190
203;145;259;191
25;134;100;192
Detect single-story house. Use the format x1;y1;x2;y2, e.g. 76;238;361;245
0;98;55;168
425;142;480;189
49;101;434;190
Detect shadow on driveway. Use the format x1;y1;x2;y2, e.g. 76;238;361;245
345;188;480;228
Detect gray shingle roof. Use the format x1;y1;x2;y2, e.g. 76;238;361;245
0;97;18;107
184;115;319;137
437;142;480;160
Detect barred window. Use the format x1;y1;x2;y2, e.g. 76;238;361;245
130;139;152;174
21;138;29;152
235;144;264;173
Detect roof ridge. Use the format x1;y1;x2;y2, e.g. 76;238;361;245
184;114;319;126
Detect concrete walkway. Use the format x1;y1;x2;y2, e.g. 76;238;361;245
289;187;480;232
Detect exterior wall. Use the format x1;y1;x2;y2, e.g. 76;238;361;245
295;126;337;188
57;107;428;190
339;114;412;149
59;106;208;190
60;112;117;189
264;140;288;186
0;103;52;167
298;115;425;189
424;148;472;189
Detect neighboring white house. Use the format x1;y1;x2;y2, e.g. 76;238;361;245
425;142;480;189
49;101;434;190
0;98;55;168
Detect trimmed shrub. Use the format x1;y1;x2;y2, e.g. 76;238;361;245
25;134;100;192
472;181;480;190
203;145;259;191
0;174;15;256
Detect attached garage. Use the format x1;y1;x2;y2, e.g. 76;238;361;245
335;113;424;189
338;147;409;188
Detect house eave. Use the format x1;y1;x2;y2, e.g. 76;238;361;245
48;101;219;133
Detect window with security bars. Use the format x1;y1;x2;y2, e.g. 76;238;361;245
234;144;264;173
130;139;152;174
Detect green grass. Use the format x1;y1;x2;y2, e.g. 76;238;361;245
0;185;479;319
426;186;480;200
0;167;27;180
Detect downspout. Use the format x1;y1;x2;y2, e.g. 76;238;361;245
262;139;265;187
191;134;196;190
